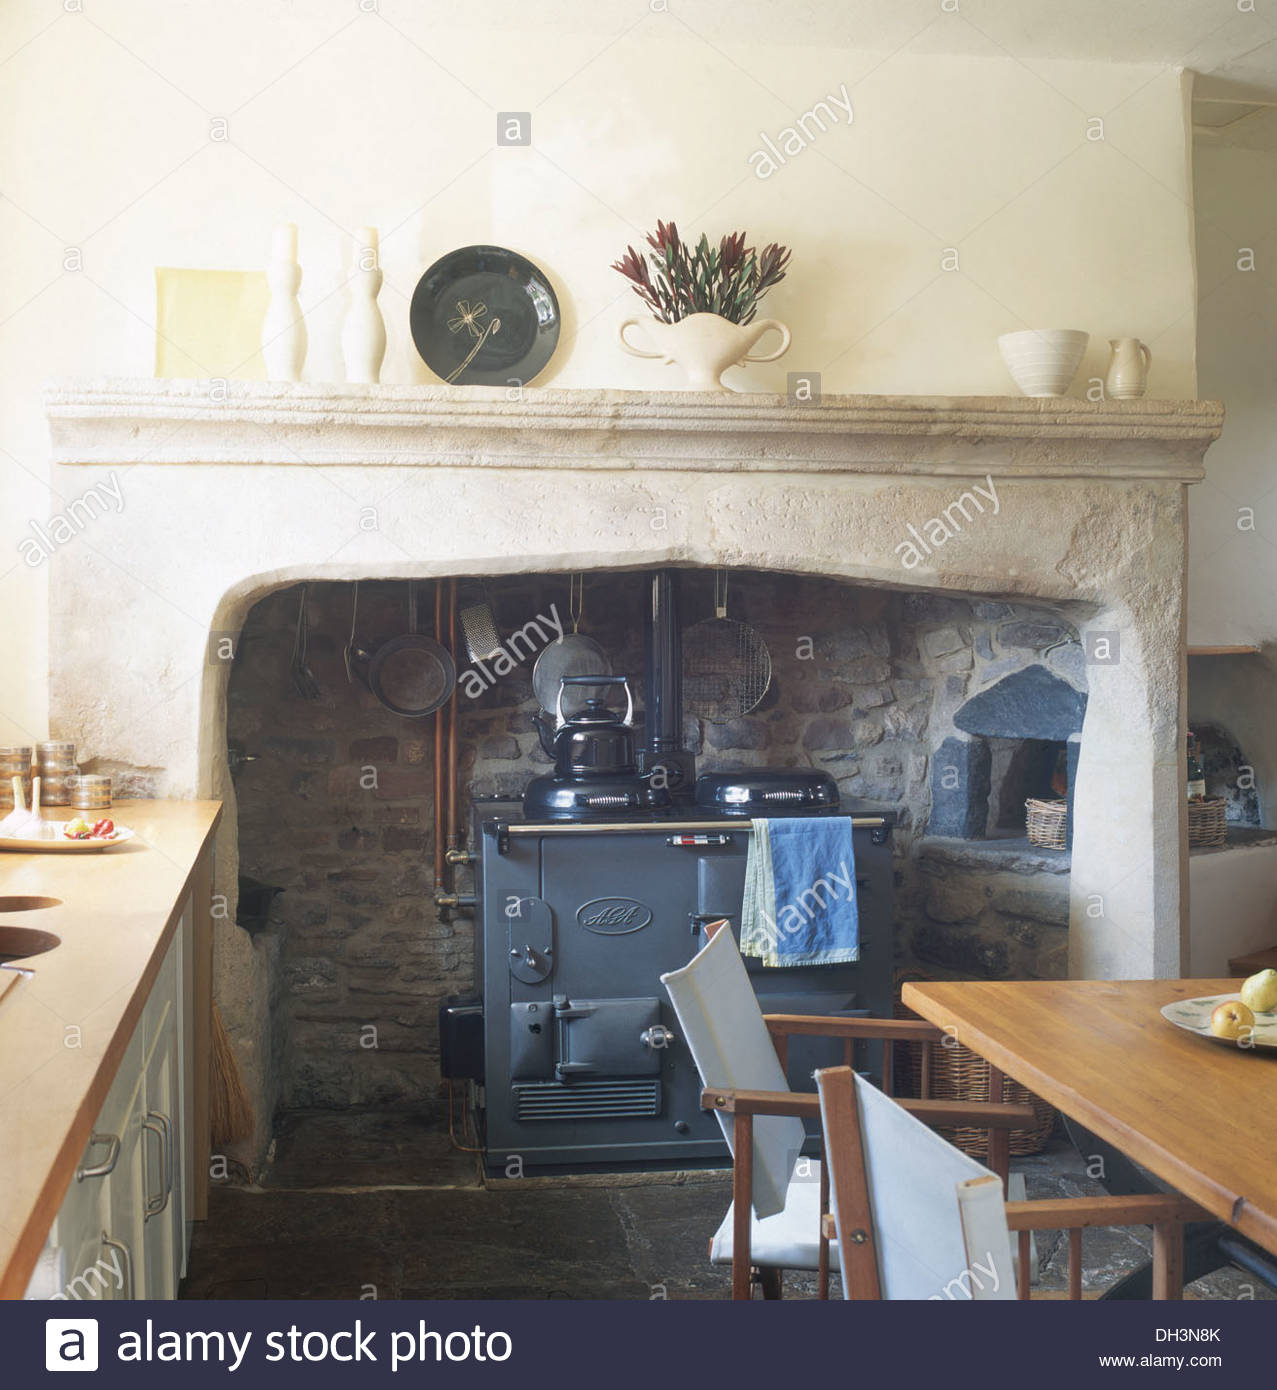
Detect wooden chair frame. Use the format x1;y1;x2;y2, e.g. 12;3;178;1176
817;1065;1210;1301
702;1012;1037;1300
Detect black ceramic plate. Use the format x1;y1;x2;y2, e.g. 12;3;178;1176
410;245;560;386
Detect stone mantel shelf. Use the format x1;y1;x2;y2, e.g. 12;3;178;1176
46;378;1224;481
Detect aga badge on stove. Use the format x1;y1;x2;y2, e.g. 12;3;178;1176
576;897;653;935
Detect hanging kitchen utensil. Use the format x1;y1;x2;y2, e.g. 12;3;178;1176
682;570;771;724
532;573;612;717
290;584;321;701
365;581;457;719
458;588;503;666
343;580;370;685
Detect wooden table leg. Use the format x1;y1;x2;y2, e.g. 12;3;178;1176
1153;1220;1184;1300
987;1066;1010;1191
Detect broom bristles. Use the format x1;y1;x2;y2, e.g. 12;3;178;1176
210;1001;254;1146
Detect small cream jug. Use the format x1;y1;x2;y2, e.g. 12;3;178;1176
1105;338;1151;399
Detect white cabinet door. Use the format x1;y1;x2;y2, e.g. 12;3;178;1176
101;1066;146;1301
142;1009;180;1299
25;893;196;1303
30;1023;146;1302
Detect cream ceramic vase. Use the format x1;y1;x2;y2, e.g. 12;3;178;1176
619;311;791;391
262;223;307;383
341;226;386;385
1105;337;1151;399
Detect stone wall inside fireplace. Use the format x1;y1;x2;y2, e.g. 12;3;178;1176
226;569;1084;1116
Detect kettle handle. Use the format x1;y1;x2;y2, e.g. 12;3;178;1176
555;674;632;729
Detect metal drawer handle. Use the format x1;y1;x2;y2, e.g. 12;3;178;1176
76;1133;120;1182
142;1113;173;1219
101;1231;133;1299
159;1110;175;1204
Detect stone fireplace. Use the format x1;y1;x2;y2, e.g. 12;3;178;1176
43;378;1222;1154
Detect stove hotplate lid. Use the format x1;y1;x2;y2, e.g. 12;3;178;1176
694;767;840;816
522;773;671;822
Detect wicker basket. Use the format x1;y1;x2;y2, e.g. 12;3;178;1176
1025;797;1068;850
1187;797;1227;848
894;972;1055;1157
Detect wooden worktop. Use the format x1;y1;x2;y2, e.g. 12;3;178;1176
0;799;221;1298
903;978;1277;1257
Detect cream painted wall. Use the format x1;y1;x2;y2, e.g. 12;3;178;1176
0;4;1198;745
1184;122;1277;965
1189;844;1277;978
1190;119;1277;651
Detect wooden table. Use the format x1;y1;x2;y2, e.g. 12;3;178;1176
902;978;1277;1258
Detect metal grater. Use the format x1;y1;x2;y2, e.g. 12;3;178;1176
458;601;503;664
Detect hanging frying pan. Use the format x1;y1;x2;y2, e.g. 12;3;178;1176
682;570;772;723
357;581;456;718
532;573;612;717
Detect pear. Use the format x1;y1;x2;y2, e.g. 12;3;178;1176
1210;999;1254;1040
1239;968;1277;1014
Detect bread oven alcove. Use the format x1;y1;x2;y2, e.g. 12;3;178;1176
930;664;1087;845
43;379;1221;1163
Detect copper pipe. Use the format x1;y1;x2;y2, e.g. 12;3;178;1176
433;579;446;890
446;577;459;871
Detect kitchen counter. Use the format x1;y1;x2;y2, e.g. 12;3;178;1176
0;799;221;1298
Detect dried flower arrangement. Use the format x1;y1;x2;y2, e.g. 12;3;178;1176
612;221;791;325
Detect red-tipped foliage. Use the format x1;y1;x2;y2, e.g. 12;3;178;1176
614;222;790;324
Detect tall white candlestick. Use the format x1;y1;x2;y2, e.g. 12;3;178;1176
262;223;307;382
271;222;297;262
343;224;385;385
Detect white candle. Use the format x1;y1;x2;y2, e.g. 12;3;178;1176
271;222;298;262
357;225;379;251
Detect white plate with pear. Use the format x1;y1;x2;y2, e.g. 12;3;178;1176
1161;970;1277;1051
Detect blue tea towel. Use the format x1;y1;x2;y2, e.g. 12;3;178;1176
740;816;859;967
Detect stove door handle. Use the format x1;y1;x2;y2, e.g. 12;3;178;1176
553;1000;597;1021
555;1062;598;1078
641;1025;676;1052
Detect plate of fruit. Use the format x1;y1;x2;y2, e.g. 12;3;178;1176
1160;970;1277;1051
0;812;134;853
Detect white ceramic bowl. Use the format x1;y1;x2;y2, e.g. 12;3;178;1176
997;329;1089;397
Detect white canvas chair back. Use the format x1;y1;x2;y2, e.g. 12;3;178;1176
661;925;805;1219
817;1067;1017;1300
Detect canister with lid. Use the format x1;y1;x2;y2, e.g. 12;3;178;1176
36;741;78;806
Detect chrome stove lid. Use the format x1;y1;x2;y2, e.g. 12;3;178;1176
522;773;671;823
694;767;840;817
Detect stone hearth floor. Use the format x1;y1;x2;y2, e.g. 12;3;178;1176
181;1111;1273;1301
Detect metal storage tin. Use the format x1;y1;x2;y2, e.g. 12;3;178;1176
36;742;77;806
71;774;111;810
0;747;32;810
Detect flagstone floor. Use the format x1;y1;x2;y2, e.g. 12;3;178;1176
180;1111;1273;1302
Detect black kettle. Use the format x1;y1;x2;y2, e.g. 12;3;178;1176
524;675;670;821
545;676;637;778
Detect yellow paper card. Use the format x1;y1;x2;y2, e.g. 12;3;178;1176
154;267;269;379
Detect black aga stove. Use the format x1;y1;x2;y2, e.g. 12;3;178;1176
439;571;897;1175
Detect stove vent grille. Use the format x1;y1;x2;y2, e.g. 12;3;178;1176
514;1080;662;1121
